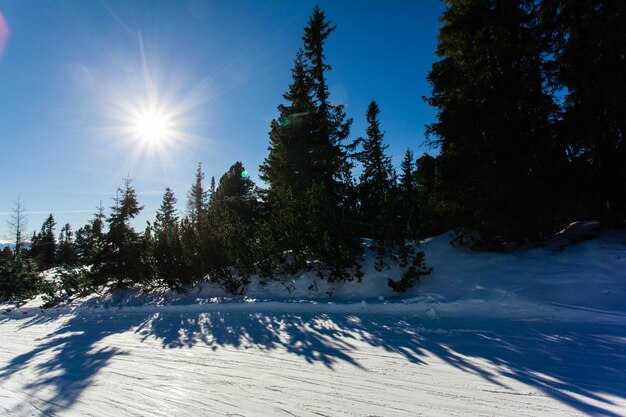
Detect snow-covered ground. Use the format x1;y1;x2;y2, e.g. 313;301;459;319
1;227;626;416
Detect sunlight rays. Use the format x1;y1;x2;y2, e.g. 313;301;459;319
73;32;212;184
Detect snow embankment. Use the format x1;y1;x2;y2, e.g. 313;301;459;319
9;225;625;324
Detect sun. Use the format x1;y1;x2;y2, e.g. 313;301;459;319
132;109;172;144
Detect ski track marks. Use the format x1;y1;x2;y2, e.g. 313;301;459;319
0;308;625;417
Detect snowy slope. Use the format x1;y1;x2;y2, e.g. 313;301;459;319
1;228;625;416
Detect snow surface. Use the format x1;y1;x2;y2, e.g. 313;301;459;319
1;228;626;416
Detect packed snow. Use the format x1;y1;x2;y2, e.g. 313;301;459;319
1;227;625;416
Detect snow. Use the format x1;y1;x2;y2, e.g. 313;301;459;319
1;227;626;416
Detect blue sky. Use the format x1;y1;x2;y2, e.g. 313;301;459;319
0;0;444;240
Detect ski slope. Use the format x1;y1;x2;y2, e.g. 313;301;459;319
1;227;625;416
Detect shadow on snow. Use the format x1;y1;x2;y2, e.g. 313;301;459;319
1;307;625;416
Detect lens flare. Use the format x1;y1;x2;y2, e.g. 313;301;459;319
0;13;10;58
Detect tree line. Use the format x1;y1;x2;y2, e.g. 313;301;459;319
426;0;625;243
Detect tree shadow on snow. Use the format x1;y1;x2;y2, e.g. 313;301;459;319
0;312;132;416
138;310;626;416
1;309;625;416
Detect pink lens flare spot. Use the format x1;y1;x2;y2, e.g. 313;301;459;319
0;12;9;57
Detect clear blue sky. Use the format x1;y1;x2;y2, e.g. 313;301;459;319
0;0;444;240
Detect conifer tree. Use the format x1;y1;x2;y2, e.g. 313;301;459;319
92;202;106;240
108;178;143;240
260;50;316;200
91;178;147;288
57;223;78;265
545;0;626;226
354;101;394;206
209;176;216;203
399;149;415;193
30;214;56;268
206;162;258;292
414;153;444;237
259;7;360;279
426;0;563;242
151;188;188;290
302;6;352;194
187;163;208;223
154;187;179;233
75;203;106;264
351;101;395;239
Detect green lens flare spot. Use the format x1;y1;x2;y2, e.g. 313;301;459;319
241;170;248;179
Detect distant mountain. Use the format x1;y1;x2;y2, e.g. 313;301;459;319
0;242;16;251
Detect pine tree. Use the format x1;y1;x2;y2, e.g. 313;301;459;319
207;162;258;292
92;202;106;240
259;7;360;279
209;176;216;203
545;0;626;226
351;101;395;240
30;214;56;268
154;187;179;233
426;0;563;242
187;163;208;223
75;203;106;264
108;178;143;240
91;178;147;288
399;149;415;193
260;50;316;200
302;6;352;194
354;101;394;206
415;153;443;236
57;223;77;265
151;188;188;290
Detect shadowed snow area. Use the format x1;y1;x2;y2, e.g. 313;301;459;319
1;228;625;416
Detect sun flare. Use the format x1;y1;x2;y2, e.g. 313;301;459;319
133;109;172;144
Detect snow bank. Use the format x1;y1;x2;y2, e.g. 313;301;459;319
5;227;626;324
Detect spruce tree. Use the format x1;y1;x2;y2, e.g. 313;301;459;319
399;149;415;193
426;0;563;242
259;7;360;279
187;163;208;223
303;7;359;278
91;178;147;288
260;50;316;200
303;6;352;194
30;214;56;268
151;188;188;290
154;187;179;233
415;153;443;237
75;203;106;264
57;223;77;265
354;101;394;206
91;202;106;241
207;162;258;292
546;0;626;226
352;101;395;239
397;149;417;236
209;176;216;203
